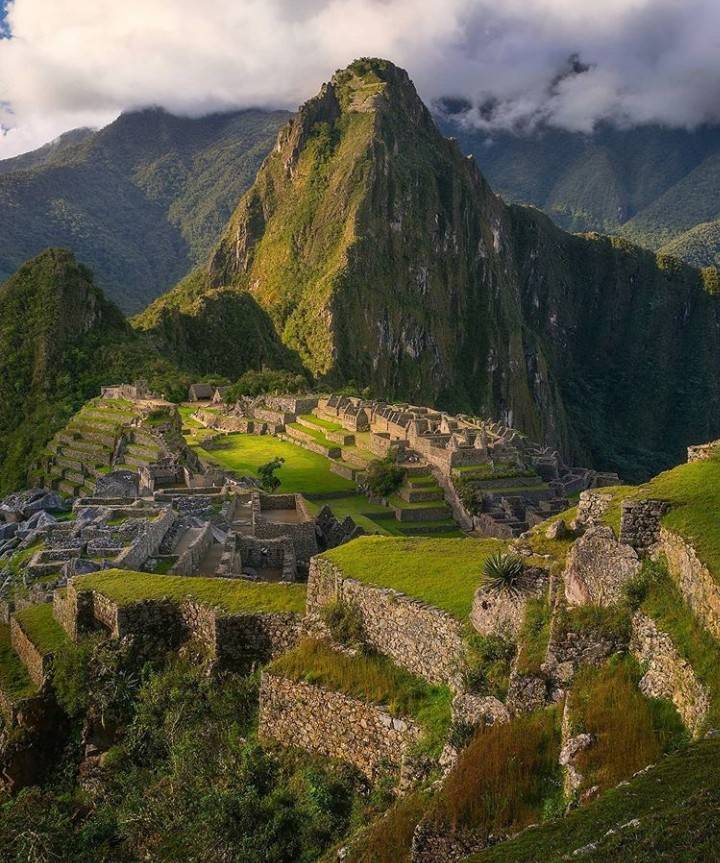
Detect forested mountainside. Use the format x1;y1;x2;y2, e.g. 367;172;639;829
0;250;181;493
0;107;289;312
136;59;720;480
443;119;720;269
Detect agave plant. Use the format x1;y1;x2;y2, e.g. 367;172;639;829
481;552;526;596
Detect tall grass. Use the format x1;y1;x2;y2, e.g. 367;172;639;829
515;596;552;675
569;656;687;794
345;791;430;863
428;708;561;836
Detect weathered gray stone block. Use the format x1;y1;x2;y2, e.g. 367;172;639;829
564;525;640;606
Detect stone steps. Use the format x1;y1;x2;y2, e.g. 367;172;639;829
58;447;112;467
55;455;85;473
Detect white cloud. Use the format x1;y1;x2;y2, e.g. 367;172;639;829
1;0;720;158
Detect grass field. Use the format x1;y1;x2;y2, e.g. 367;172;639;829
14;603;69;656
195;433;355;495
73;569;307;614
322;536;507;618
269;638;451;754
303;495;405;535
0;623;36;701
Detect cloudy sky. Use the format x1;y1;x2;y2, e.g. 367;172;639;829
1;0;719;159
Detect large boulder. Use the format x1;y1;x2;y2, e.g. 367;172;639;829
564;525;640;606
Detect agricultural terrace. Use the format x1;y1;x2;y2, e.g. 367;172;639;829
591;453;720;583
322;536;507;618
268;638;452;755
73;570;307;615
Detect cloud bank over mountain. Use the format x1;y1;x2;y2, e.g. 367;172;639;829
2;0;720;157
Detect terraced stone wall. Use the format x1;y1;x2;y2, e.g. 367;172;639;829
307;557;465;686
10;617;48;687
258;672;421;782
630;611;708;737
659;527;720;640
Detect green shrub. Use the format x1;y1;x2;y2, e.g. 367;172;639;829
365;458;406;498
321;600;365;647
463;631;515;697
52;639;96;718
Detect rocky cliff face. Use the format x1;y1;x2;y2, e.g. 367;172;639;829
139;59;720;479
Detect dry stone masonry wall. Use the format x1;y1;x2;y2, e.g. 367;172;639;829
619;499;671;552
659;527;720;641
258;672;421;783
630;611;709;737
307;557;465;686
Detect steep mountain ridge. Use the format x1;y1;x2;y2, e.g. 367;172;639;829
444;119;720;267
138;59;720;479
0;107;289;311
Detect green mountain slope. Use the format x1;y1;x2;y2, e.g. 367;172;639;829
445;120;720;262
0;249;188;493
0;108;289;313
138;59;720;480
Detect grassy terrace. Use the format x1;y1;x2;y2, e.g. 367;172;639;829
14;603;68;656
322;536;507;618
73;569;307;615
269;638;451;754
287;422;339;449
303;495;406;535
299;413;344;432
598;454;720;581
0;623;35;701
640;561;720;727
194;433;355;495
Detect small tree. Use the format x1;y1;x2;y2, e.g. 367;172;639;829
257;457;285;492
365;457;406;499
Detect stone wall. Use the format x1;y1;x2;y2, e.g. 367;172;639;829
10;618;49;687
687;440;720;462
630;612;708;737
619;499;671;552
258;672;421;782
61;581;302;670
659;527;720;640
307;557;465;686
172;522;214;576
114;508;175;570
575;491;613;526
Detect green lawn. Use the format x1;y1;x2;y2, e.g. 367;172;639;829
0;623;36;701
14;603;69;656
269;638;451;755
196;434;355;495
73;569;307;615
322;536;508;618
